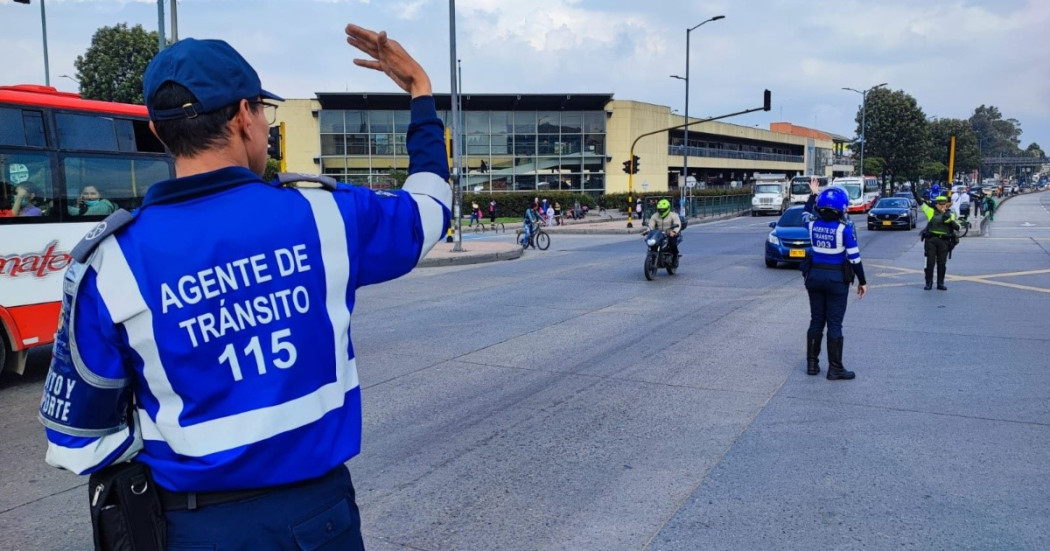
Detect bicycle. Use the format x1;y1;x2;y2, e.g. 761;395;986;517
516;226;550;250
956;205;971;237
471;221;506;233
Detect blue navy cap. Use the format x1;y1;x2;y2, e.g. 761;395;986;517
143;38;282;121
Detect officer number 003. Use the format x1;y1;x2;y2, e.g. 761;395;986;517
218;328;297;381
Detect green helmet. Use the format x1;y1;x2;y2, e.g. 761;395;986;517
935;195;949;204
657;199;671;217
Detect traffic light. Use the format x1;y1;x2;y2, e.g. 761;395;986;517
622;160;631;174
267;126;282;161
631;155;640;174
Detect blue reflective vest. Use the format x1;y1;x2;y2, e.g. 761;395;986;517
804;194;862;266
40;97;451;492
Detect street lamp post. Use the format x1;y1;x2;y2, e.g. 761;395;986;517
842;82;887;178
15;0;50;85
680;15;724;213
669;74;686;212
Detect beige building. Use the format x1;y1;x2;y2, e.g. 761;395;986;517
274;93;845;195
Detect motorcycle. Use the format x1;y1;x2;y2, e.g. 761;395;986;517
642;227;680;280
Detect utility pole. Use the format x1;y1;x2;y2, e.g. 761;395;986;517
448;0;463;251
170;0;178;42
156;0;166;51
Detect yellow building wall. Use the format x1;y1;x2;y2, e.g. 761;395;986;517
274;99;321;175
275;96;835;188
607;100;834;193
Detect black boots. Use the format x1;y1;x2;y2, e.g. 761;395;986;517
924;267;933;291
806;332;822;375
826;336;855;380
936;264;947;290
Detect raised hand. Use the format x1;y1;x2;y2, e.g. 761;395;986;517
345;24;432;98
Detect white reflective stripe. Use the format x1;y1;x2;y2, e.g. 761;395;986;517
137;360;359;456
94;238;185;444
404;172;451;263
45;426;141;475
136;189;358;457
403;172;452;209
846;246;861;256
811;223;846;254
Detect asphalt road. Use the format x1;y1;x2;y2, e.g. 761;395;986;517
2;192;1049;550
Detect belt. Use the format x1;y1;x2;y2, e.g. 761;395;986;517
811;263;842;271
158;466;343;511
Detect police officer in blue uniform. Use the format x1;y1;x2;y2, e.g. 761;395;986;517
802;179;868;380
39;25;450;549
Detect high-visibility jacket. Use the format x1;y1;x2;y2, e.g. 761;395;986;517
40;96;451;492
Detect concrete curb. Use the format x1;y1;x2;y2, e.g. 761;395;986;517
418;244;523;268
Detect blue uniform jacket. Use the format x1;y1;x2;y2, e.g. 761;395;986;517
40;96;451;492
803;194;866;285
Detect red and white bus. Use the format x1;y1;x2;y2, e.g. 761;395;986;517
0;85;173;375
831;175;880;213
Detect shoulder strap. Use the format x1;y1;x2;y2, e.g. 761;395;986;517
71;209;136;263
277;172;338;191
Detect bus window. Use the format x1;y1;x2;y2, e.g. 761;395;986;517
0;151;56;220
56;112;121;151
0;107;47;148
62;155;170;213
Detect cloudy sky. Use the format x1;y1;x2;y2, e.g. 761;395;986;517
3;0;1048;149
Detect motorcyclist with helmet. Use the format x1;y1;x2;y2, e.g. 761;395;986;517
802;178;868;380
642;198;683;257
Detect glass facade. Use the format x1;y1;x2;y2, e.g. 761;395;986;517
319;108;607;193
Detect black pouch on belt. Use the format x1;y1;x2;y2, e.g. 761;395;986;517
88;461;167;550
841;260;856;285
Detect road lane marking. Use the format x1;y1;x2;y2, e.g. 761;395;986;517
867;263;1050;294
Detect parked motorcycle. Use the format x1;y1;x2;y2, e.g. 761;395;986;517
643;228;680;280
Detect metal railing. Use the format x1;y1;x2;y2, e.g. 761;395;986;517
683;194;752;218
668;145;804;164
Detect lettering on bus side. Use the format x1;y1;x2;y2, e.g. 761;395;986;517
159;244;314;382
0;240;72;278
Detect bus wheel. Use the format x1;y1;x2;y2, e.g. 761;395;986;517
0;331;26;377
0;331;8;377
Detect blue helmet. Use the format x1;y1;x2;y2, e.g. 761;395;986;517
816;186;848;214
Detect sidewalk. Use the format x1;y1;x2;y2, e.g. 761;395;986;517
419;239;523;267
419;208;747;267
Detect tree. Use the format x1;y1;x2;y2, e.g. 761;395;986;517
263;158;281;181
969;105;1022;158
387;169;409;188
1023;142;1045;159
926;118;980;177
74;24;159;104
853;87;928;183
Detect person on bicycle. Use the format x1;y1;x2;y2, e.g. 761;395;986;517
951;187;970;219
522;205;541;248
643;199;683;257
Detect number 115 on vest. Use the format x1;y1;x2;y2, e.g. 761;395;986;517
219;329;297;381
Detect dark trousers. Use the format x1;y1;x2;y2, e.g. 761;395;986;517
806;268;849;338
165;465;364;550
924;237;950;283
